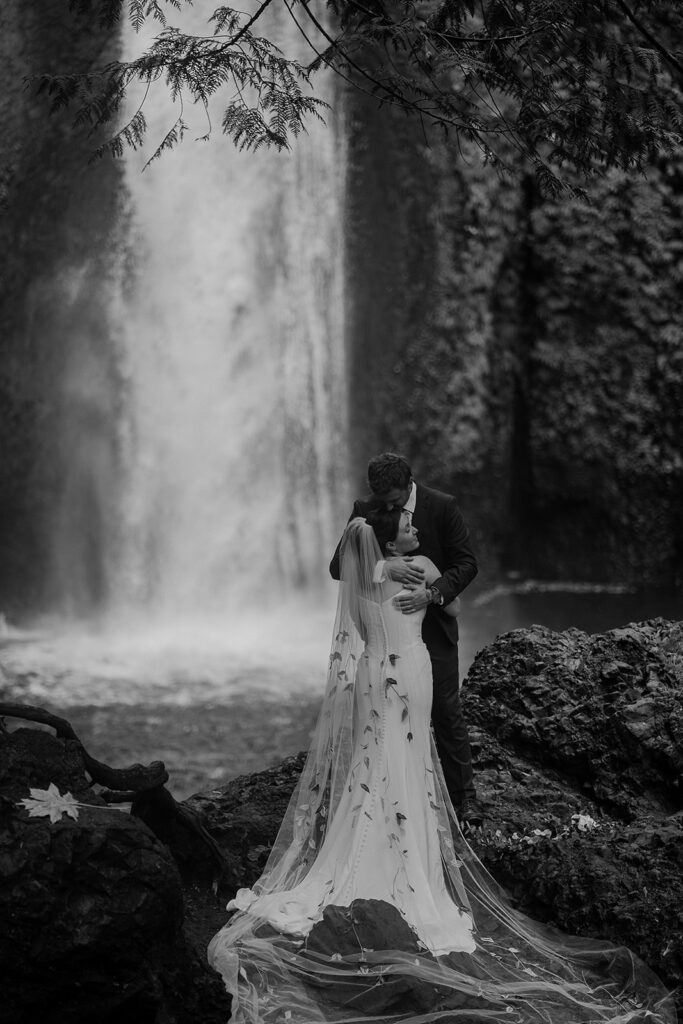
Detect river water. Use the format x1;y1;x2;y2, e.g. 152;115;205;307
1;581;679;799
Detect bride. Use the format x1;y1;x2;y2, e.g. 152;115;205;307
208;511;676;1024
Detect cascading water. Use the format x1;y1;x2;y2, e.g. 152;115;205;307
108;6;349;621
48;7;347;614
5;6;350;703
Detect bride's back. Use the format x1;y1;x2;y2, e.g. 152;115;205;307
357;584;426;658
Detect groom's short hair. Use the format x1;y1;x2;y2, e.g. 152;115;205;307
367;452;412;494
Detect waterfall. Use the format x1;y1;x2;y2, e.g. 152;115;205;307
50;5;348;624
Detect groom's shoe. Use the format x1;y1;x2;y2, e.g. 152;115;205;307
458;797;484;829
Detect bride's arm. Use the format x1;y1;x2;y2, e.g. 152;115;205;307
414;556;460;618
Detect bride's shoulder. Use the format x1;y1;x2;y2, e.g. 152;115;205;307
412;555;439;575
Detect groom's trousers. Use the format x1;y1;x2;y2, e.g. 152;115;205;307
422;614;476;809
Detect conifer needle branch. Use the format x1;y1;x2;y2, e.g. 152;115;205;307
281;1;407;116
614;0;683;80
295;0;472;132
228;0;277;48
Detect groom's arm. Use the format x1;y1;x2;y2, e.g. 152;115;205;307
431;497;478;605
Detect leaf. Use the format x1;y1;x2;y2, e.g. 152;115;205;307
396;812;407;824
360;783;370;792
20;783;80;825
389;654;400;665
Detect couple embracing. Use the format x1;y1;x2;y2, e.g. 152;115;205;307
208;452;675;1024
329;451;483;828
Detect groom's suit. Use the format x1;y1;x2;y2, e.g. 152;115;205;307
329;483;478;809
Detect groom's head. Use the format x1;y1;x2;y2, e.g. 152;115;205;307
367;452;413;510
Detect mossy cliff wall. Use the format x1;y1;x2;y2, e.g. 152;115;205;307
0;2;122;613
344;91;683;588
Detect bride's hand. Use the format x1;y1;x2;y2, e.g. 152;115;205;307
386;558;426;586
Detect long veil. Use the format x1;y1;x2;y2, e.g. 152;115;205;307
208;518;676;1024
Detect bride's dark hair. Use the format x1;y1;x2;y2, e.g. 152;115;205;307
364;506;402;553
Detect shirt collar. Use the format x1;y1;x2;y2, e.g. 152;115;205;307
403;481;417;514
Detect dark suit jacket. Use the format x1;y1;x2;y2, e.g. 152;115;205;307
329;483;478;646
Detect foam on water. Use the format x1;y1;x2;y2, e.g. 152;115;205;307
0;588;338;707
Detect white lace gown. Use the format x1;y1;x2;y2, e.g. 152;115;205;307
227;594;475;956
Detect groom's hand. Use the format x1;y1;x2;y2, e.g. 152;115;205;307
386;558;426;585
394;587;430;614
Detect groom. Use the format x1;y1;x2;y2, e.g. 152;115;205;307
329;452;482;827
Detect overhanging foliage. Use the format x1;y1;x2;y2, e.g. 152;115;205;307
30;1;683;193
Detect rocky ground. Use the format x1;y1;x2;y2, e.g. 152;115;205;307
1;618;681;1023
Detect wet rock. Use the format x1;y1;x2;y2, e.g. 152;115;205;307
307;899;422;958
0;727;230;1024
463;618;683;819
303;901;440;1015
187;752;307;894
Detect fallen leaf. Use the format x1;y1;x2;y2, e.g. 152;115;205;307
20;783;80;825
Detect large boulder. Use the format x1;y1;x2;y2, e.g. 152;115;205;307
0;726;230;1024
464;618;683;819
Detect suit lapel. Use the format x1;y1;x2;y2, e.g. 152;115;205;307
412;484;430;528
412;486;440;564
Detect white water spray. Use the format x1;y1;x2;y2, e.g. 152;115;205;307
9;7;350;701
107;6;348;620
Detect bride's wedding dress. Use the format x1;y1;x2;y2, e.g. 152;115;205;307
208;520;675;1024
224;593;474;956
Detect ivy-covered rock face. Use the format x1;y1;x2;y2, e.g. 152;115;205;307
345;91;683;587
523;174;683;585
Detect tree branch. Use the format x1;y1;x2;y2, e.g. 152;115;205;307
614;0;683;80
